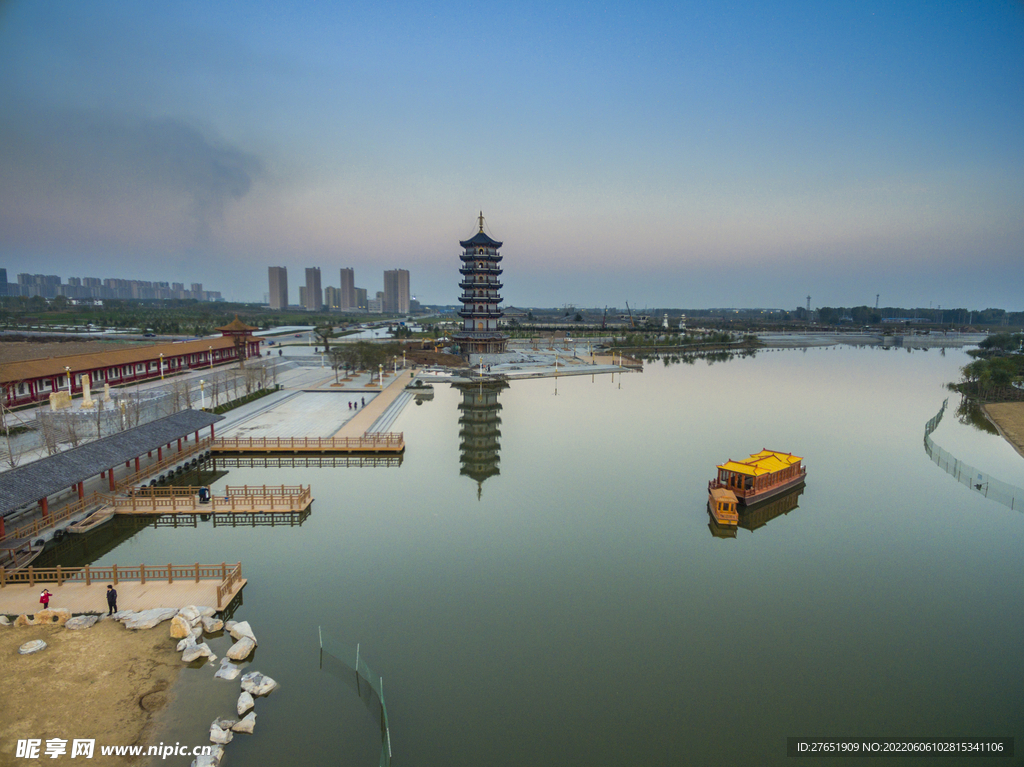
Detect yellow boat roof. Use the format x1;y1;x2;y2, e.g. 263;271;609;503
717;449;802;476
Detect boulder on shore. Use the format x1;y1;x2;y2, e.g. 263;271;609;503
226;636;256;661
228;620;256;643
169;615;192;639
121;608;179;630
182;642;215;663
236;690;255;716
176;634;197;652
201;615;224;634
208;722;233;745
33;609;72;626
231;711;256;734
240;671;279;697
65;615;100;630
214;659;241;681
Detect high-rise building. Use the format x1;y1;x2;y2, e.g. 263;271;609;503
324;286;341;310
339;269;356;310
299;286;307;307
453;212;508;355
0;268;7;297
304;267;323;311
383;269;410;314
355;287;367;310
268;267;288;310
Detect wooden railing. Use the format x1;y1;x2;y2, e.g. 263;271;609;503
0;561;243;608
114;485;312;513
0;436;213;546
213;434;404;453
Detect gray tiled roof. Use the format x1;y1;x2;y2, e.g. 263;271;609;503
0;410;223;517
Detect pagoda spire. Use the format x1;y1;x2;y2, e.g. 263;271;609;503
478;211;485;233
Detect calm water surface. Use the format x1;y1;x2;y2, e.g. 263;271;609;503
86;346;1022;766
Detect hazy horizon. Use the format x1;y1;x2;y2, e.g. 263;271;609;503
2;1;1021;310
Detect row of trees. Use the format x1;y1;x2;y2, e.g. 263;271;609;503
957;335;1024;401
329;341;406;380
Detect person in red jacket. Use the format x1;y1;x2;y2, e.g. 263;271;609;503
39;589;51;609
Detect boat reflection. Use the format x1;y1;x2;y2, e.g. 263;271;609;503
706;483;806;539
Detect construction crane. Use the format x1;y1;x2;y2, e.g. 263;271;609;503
625;301;635;328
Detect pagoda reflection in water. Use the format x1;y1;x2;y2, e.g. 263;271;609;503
707;483;806;539
454;380;509;499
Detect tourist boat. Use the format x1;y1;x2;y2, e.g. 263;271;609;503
708;486;739;526
67;508;115;535
708;450;806;507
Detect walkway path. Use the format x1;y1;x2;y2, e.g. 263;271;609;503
0;576;245;615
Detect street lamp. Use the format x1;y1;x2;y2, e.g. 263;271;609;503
199;380;205;410
378;363;383;386
65;366;71;393
208;346;213;370
159;353;165;380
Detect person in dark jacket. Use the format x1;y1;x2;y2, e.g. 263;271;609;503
106;585;118;615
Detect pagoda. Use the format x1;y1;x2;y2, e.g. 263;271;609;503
455;380;508;499
453;212;508;356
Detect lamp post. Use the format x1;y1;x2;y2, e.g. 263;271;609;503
378;363;383;387
159;353;164;380
200;380;205;410
208;346;213;370
65;366;71;393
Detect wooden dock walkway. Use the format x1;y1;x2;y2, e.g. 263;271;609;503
0;562;245;613
211;434;403;454
110;485;313;515
334;369;414;437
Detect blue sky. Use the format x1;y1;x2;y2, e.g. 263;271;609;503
1;0;1021;309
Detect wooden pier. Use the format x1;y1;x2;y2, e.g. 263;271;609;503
111;484;313;515
212;434;404;454
0;561;245;612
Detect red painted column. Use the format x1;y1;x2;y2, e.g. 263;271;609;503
158;446;163;461
210;424;215;439
195;430;200;442
77;482;85;500
0;515;5;538
177;438;182;452
108;468;116;491
135;456;140;471
40;497;49;518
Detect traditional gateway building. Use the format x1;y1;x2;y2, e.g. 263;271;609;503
0;320;260;408
453;213;509;356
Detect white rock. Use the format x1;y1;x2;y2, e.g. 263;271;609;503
18;639;47;654
176;634;197;652
231;711;256;734
226;636;256;660
214;660;241;681
121;608;179;630
224;620;237;632
201;615;224;634
191;744;225;767
0;615;10;626
65;615;99;630
208;723;233;745
240;671;279;697
182;642;214;663
190;624;204;640
236;690;254;716
169;615;192;639
196;606;217;617
228;620;256;643
178;605;201;623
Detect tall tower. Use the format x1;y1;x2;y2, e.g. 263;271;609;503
304;267;323;311
340;268;356;310
453;212;508;356
268;267;288;310
455;380;508;499
383;269;410;314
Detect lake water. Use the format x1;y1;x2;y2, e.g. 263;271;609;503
79;346;1022;766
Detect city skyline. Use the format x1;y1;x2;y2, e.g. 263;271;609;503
0;2;1021;310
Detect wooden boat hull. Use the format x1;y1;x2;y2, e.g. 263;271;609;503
68;509;115;534
735;471;806;506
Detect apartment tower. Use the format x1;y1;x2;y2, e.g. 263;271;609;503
268;266;288;310
383;269;410;314
339;268;356;310
304;267;323;311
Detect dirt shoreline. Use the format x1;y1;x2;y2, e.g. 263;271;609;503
0;619;183;767
984;402;1024;460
